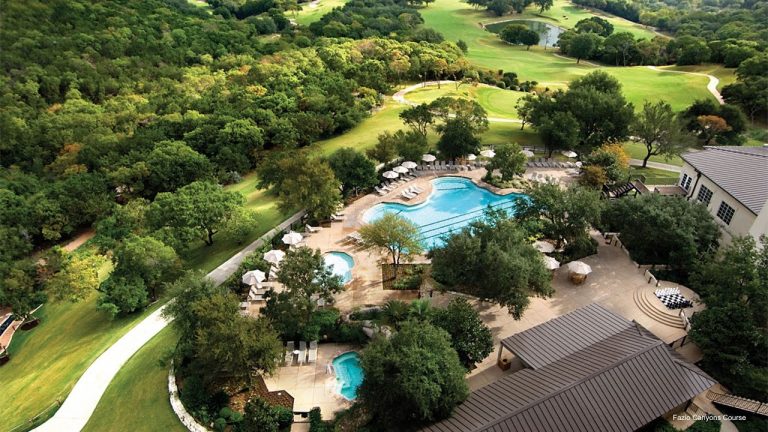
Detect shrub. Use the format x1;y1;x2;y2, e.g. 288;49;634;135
687;420;721;432
330;322;368;344
179;375;209;413
308;407;329;432
213;417;227;432
391;265;425;290
561;234;598;262
274;406;294;430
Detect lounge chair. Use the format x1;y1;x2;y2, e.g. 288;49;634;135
411;185;424;193
307;341;318;364
331;213;345;222
374;186;387;196
346;232;363;243
285;341;294;365
298;341;306;365
406;186;419;195
401;190;416;200
306;224;321;233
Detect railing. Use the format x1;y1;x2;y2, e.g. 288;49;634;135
707;389;768;416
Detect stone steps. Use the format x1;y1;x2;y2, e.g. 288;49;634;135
632;287;686;329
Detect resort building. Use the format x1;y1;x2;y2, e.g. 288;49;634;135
422;304;715;432
677;146;768;247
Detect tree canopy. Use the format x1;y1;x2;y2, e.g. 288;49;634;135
359;321;469;430
359;213;424;279
430;210;553;318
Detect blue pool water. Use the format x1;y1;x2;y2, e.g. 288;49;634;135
332;351;363;400
324;251;355;284
362;177;524;248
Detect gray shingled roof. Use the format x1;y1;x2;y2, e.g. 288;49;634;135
500;303;634;369
422;305;715;432
681;146;768;214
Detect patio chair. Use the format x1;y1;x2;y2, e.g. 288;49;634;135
406;186;420;195
331;213;345;222
308;341;318;364
411;185;424;194
285;341;294;365
374;186;387;196
306;224;321;234
346;232;363;243
298;341;307;365
401;190;416;200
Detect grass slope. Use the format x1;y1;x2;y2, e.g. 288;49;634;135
293;0;347;25
81;327;185;432
404;84;525;119
0;292;164;432
420;0;714;110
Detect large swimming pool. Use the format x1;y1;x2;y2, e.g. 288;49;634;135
363;177;524;248
332;351;363;400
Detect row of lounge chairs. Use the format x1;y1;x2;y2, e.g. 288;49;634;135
284;340;318;365
415;161;478;173
526;159;581;169
375;173;417;196
401;185;424;200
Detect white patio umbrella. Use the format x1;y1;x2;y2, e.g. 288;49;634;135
522;150;535;158
533;240;555;253
393;166;409;174
263;249;285;265
422;154;436;162
282;231;303;246
480;149;496;158
543;256;560;270
382;171;399;179
562;150;578;158
401;161;417;169
566;261;592;275
575;161;583;168
466;154;477;161
242;270;266;286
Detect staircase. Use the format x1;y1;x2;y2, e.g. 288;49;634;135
632;286;686;329
707;390;768;417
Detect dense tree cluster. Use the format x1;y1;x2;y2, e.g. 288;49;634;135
519;71;634;155
601;194;720;273
689;237;768;401
309;0;437;41
571;0;768;68
430;209;553;318
722;54;768;123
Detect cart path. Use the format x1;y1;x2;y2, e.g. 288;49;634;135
646;66;724;104
32;211;306;432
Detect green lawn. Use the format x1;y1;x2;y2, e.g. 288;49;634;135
420;0;714;110
664;64;737;90
293;0;347;25
622;141;684;166
404;84;525;119
0;289;166;432
629;166;680;185
82;327;185;432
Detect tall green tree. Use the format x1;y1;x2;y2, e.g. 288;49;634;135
632;100;692;168
601;194;719;271
144;140;213;195
328;148;378;197
515;183;603;249
690;237;768;400
111;235;181;299
484;142;526;182
46;252;107;303
431;211;553;318
399;103;434;139
359;321;469;429
149;181;244;247
431;298;493;369
359;213;424;279
437;118;481;160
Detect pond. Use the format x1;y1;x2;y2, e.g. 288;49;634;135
485;19;565;47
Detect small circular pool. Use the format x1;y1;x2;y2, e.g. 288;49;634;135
324;251;354;284
332;351;363;400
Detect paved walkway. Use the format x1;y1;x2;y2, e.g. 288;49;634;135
32;212;305;432
629;158;682;172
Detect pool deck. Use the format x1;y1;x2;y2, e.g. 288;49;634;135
268;169;706;425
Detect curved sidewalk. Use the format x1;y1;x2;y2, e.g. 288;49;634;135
32;210;305;432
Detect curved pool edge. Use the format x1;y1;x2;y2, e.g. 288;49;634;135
361;175;524;224
323;251;355;285
331;350;363;401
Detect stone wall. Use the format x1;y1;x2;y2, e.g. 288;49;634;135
168;363;210;432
